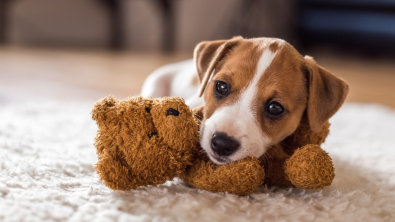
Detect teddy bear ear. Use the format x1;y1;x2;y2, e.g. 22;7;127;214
91;95;117;122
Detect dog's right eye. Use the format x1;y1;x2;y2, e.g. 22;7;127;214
215;81;229;97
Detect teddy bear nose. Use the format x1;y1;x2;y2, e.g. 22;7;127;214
166;108;179;116
148;131;157;138
211;132;240;156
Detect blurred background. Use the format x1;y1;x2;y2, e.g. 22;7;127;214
0;0;394;107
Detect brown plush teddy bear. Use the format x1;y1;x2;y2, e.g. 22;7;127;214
92;96;334;195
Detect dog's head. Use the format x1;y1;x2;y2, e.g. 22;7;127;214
195;36;349;165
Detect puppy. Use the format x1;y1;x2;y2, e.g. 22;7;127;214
141;36;349;165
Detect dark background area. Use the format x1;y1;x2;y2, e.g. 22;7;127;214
298;0;395;56
2;0;395;55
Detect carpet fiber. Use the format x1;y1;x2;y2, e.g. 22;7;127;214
0;102;394;221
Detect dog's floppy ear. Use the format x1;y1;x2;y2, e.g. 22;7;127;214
304;56;349;132
194;36;242;97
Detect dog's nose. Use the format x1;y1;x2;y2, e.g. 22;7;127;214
211;132;240;156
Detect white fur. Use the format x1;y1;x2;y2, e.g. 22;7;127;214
202;48;278;164
140;59;204;108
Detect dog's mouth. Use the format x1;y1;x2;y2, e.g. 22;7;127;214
210;155;230;164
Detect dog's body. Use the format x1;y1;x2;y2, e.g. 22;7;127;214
141;59;204;108
141;37;349;165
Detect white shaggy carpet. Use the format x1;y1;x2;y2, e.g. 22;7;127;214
0;101;395;222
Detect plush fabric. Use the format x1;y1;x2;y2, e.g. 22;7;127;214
0;102;394;221
284;144;335;189
92;96;334;195
92;96;199;190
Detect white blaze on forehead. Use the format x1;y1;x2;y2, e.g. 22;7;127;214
201;46;280;163
240;46;279;118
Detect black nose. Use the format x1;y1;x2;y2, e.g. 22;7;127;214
211;132;240;156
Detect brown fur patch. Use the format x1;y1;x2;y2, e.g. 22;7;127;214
191;75;200;86
254;43;308;145
269;41;280;52
304;56;349;132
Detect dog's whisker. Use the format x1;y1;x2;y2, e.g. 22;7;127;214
266;152;273;165
264;153;273;171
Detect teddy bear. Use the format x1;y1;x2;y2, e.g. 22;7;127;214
91;96;334;195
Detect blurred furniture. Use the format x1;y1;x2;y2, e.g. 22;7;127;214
0;0;176;52
99;0;124;50
151;0;175;52
99;0;176;51
298;0;395;54
0;0;8;45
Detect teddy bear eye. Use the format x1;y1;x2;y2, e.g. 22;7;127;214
166;108;179;116
145;108;150;113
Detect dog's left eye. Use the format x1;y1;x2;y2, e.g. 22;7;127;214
215;81;229;97
266;101;284;116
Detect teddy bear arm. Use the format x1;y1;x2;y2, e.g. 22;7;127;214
284;144;335;189
180;156;265;195
118;139;196;187
95;149;139;190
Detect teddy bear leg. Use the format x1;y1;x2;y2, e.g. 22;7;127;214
95;149;137;190
284;144;335;189
180;156;265;195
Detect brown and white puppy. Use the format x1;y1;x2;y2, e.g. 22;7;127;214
140;36;349;165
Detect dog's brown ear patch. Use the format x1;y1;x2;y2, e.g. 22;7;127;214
193;36;243;97
304;56;349;132
269;41;280;53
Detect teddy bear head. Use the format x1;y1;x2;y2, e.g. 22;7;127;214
91;96;199;190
